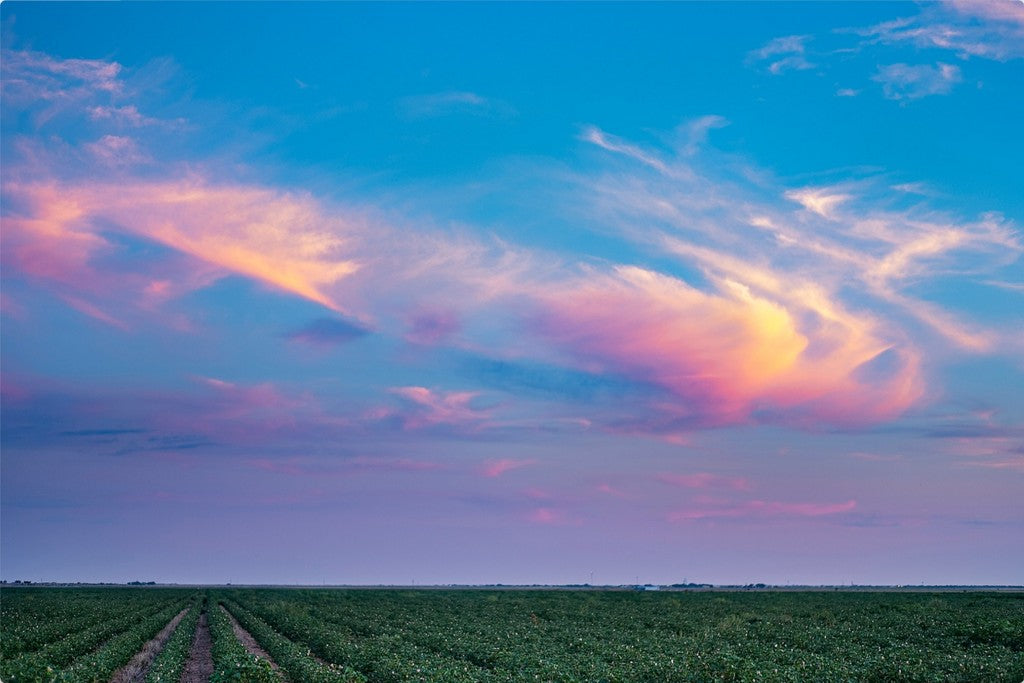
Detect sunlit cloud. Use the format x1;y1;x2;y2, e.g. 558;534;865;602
2;42;1018;447
578;124;1019;366
785;187;852;219
2;178;362;314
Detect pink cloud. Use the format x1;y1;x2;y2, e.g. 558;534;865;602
60;295;130;330
669;499;857;522
87;105;156;127
535;265;923;428
2;178;362;315
1;49;124;100
167;377;315;441
658;472;751;491
527;507;580;526
85;135;148;166
405;309;461;345
479;458;536;478
596;483;627;498
389;386;491;430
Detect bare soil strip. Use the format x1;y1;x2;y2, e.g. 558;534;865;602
219;605;284;675
109;607;191;683
179;612;213;683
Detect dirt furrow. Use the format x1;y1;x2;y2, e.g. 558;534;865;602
109;607;191;683
179;611;213;683
219;606;284;676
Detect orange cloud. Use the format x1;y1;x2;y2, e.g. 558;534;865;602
3;178;361;313
537;265;921;426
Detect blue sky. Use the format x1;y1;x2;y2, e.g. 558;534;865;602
2;1;1022;585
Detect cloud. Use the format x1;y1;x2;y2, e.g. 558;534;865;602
669;499;857;522
856;2;1024;61
286;317;369;346
400;91;514;118
4;42;1019;441
579;124;1020;361
747;35;815;74
527;507;579;526
785;187;852;219
872;62;962;100
2;178;363;314
85;135;149;166
534;263;923;429
87;105;158;127
677;115;730;155
480;458;536;478
388;386;491;430
0;48;123;104
405;309;461;345
658;473;751;491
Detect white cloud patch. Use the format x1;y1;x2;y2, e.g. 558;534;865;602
748;35;815;74
872;62;962;100
85;135;149;166
858;1;1024;61
400;91;514;119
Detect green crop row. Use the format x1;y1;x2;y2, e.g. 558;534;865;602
1;592;193;683
145;597;203;683
55;599;193;683
4;588;1022;682
208;599;278;683
221;598;367;683
0;589;168;660
220;589;1024;683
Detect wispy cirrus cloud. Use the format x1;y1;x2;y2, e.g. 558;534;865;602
872;62;962;100
2;178;362;314
747;35;815;74
4;46;1019;445
400;91;514;119
856;1;1024;61
752;2;1022;101
669;498;857;522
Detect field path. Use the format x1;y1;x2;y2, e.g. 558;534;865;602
220;605;285;677
179;611;213;683
109;607;190;683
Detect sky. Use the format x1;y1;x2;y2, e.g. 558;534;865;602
1;1;1022;587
